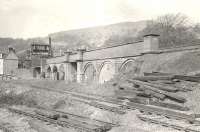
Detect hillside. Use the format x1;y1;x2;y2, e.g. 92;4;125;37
1;20;200;56
0;21;148;56
0;38;29;53
48;21;148;50
0;37;46;55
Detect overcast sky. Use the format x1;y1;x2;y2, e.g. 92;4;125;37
0;0;200;38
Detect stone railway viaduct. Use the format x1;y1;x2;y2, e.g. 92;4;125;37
44;34;160;83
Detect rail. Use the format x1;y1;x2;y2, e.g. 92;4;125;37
8;107;114;132
30;85;200;124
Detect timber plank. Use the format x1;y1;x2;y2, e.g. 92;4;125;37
149;101;190;111
127;101;195;122
128;79;186;103
132;76;174;81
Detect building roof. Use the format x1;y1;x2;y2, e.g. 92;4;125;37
0;49;18;60
6;51;18;60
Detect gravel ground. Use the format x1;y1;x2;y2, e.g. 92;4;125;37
0;49;199;131
0;79;199;132
0;108;37;132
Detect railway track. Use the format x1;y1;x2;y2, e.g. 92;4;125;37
72;98;126;114
137;114;200;132
7;106;114;132
31;86;196;115
47;106;200;132
39;106;118;127
31;85;127;114
30;85;200;130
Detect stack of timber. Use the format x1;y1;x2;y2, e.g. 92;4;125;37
114;72;199;112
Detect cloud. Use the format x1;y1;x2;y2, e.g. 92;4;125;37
0;0;199;38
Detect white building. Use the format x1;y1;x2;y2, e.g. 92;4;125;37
0;47;19;75
0;53;4;74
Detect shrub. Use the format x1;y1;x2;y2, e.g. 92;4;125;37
0;91;37;107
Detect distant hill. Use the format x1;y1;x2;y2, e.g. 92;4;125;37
0;38;29;53
48;21;148;50
0;21;148;57
0;37;47;59
1;20;200;57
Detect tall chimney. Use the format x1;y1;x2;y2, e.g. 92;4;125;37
49;37;51;45
48;36;53;57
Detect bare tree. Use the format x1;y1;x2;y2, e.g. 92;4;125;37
156;13;189;28
137;13;198;48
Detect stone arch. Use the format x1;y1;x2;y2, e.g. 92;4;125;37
33;67;41;78
83;62;96;83
98;61;115;84
59;64;65;80
119;59;137;74
52;65;59;80
46;65;51;78
53;65;58;72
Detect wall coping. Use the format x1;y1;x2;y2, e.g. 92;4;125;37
158;44;200;53
141;44;200;55
82;44;200;62
47;43;200;64
85;40;143;53
48;40;143;59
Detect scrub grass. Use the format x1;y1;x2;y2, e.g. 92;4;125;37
0;91;37;107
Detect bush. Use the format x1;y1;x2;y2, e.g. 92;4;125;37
0;91;37;107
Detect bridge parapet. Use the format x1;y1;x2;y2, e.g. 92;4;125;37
45;34;160;83
46;55;66;64
47;34;160;64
